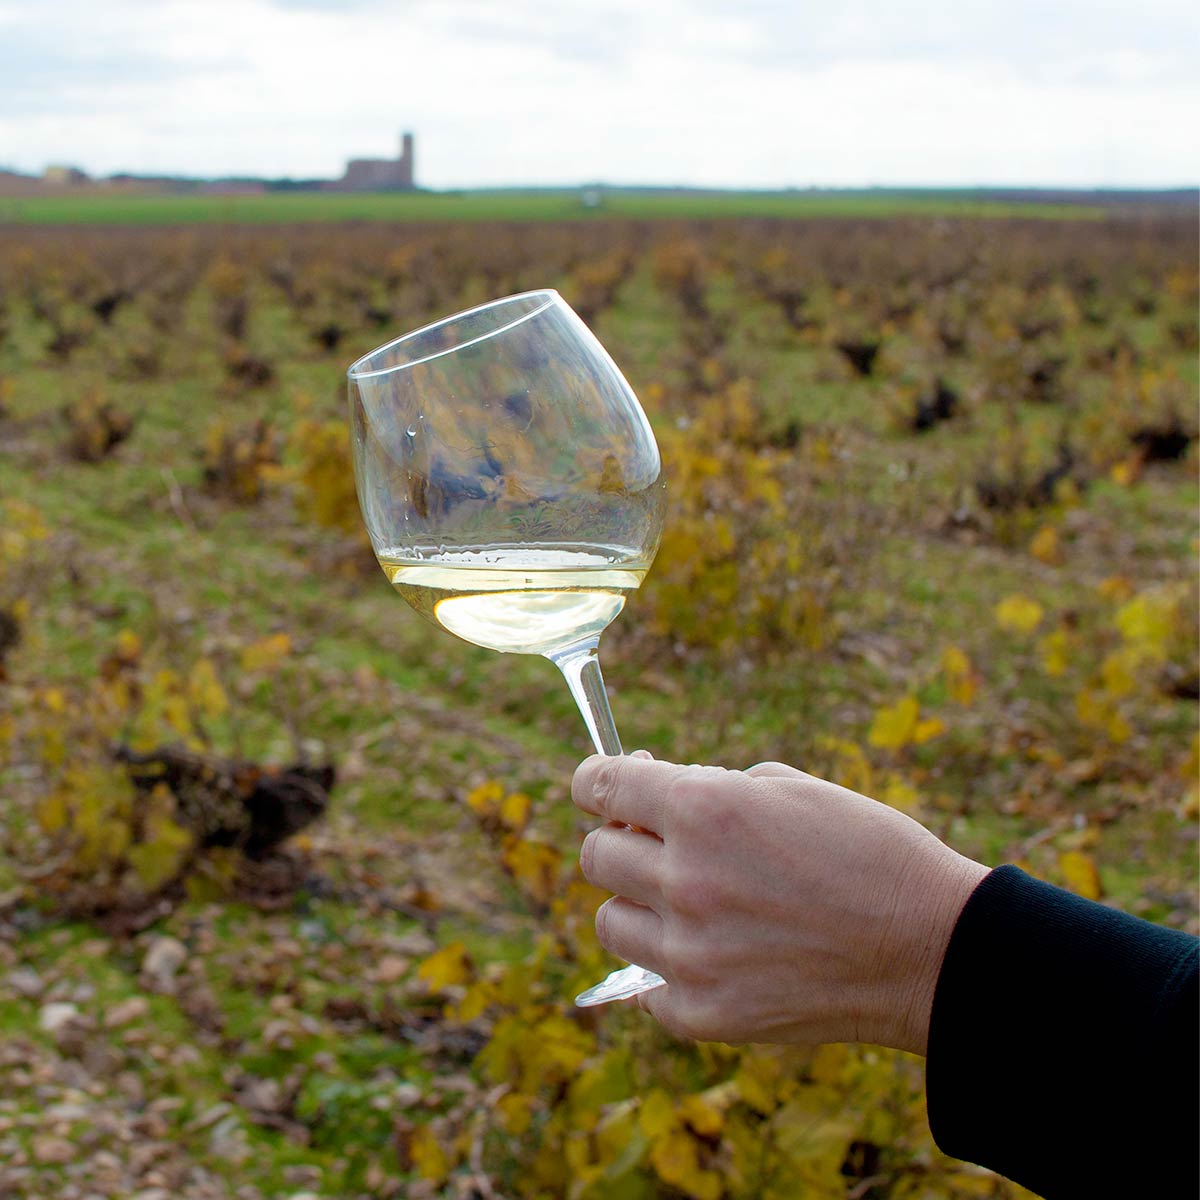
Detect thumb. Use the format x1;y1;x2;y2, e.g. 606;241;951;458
636;982;693;1041
637;980;669;1019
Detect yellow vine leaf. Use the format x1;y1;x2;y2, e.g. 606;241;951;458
499;789;532;833
409;1123;451;1183
819;737;874;797
569;1050;634;1131
994;594;1044;634
649;1128;722;1200
809;1043;851;1086
1100;648;1138;699
1109;457;1140;487
496;1092;535;1136
1184;731;1200;783
868;696;918;750
114;629;142;664
416;942;474;991
880;775;921;813
137;668;193;743
590;1104;651;1196
0;499;50;564
745;1047;798;1098
162;693;192;737
1115;591;1176;662
1058;850;1103;900
449;979;496;1023
509;1013;594;1093
734;1059;780;1116
185;848;239;903
501;837;563;907
38;725;67;768
868;696;943;751
1096;575;1134;602
1053;477;1081;507
912;716;944;745
550;876;609;934
562;1137;598;1193
941;645;978;706
289;419;362;533
1029;524;1063;565
769;1097;856;1190
187;658;229;720
127;808;194;891
1075;687;1131;743
240;632;292;673
638;1089;677;1141
1038;628;1072;677
465;779;503;817
36;789;69;835
679;1093;724;1139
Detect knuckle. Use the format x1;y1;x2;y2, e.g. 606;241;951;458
571;758;595;808
594;898;618;951
591;754;626;812
660;855;715;920
663;766;712;827
745;760;791;778
667;766;743;837
578;828;600;883
573;754;622;813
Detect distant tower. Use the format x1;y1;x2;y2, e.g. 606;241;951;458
400;132;415;188
337;130;416;191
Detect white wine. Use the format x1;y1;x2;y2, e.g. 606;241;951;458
377;545;648;656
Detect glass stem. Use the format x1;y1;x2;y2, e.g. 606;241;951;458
547;636;622;756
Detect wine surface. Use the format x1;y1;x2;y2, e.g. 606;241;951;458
377;545;647;655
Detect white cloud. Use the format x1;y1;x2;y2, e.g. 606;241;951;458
0;0;1196;186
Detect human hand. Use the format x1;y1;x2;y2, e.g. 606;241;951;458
573;754;989;1054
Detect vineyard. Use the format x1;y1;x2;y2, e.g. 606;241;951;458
0;211;1196;1199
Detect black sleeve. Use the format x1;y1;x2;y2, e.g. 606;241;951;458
926;864;1199;1200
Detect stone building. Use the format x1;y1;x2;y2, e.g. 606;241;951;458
336;132;415;191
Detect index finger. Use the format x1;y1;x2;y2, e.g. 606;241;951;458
572;754;691;836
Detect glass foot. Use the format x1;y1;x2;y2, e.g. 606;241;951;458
574;964;666;1007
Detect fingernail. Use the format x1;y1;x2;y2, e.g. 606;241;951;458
630;749;653;760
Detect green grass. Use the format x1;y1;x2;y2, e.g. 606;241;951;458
0;187;1109;226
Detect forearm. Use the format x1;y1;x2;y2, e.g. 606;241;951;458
926;866;1200;1199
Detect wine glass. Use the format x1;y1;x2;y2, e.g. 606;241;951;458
347;289;667;1007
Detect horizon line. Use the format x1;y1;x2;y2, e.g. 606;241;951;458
1;169;1197;196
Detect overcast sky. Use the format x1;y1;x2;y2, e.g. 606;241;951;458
1;0;1196;189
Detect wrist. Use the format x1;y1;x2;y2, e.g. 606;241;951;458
889;853;990;1056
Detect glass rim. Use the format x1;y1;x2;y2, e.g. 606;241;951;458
347;288;561;380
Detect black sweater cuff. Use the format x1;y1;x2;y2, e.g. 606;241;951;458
926;864;1199;1200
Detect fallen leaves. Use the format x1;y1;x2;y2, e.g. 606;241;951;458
995;593;1045;634
239;632;293;674
1058;850;1104;900
941;645;980;707
867;695;944;751
416;942;474;993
